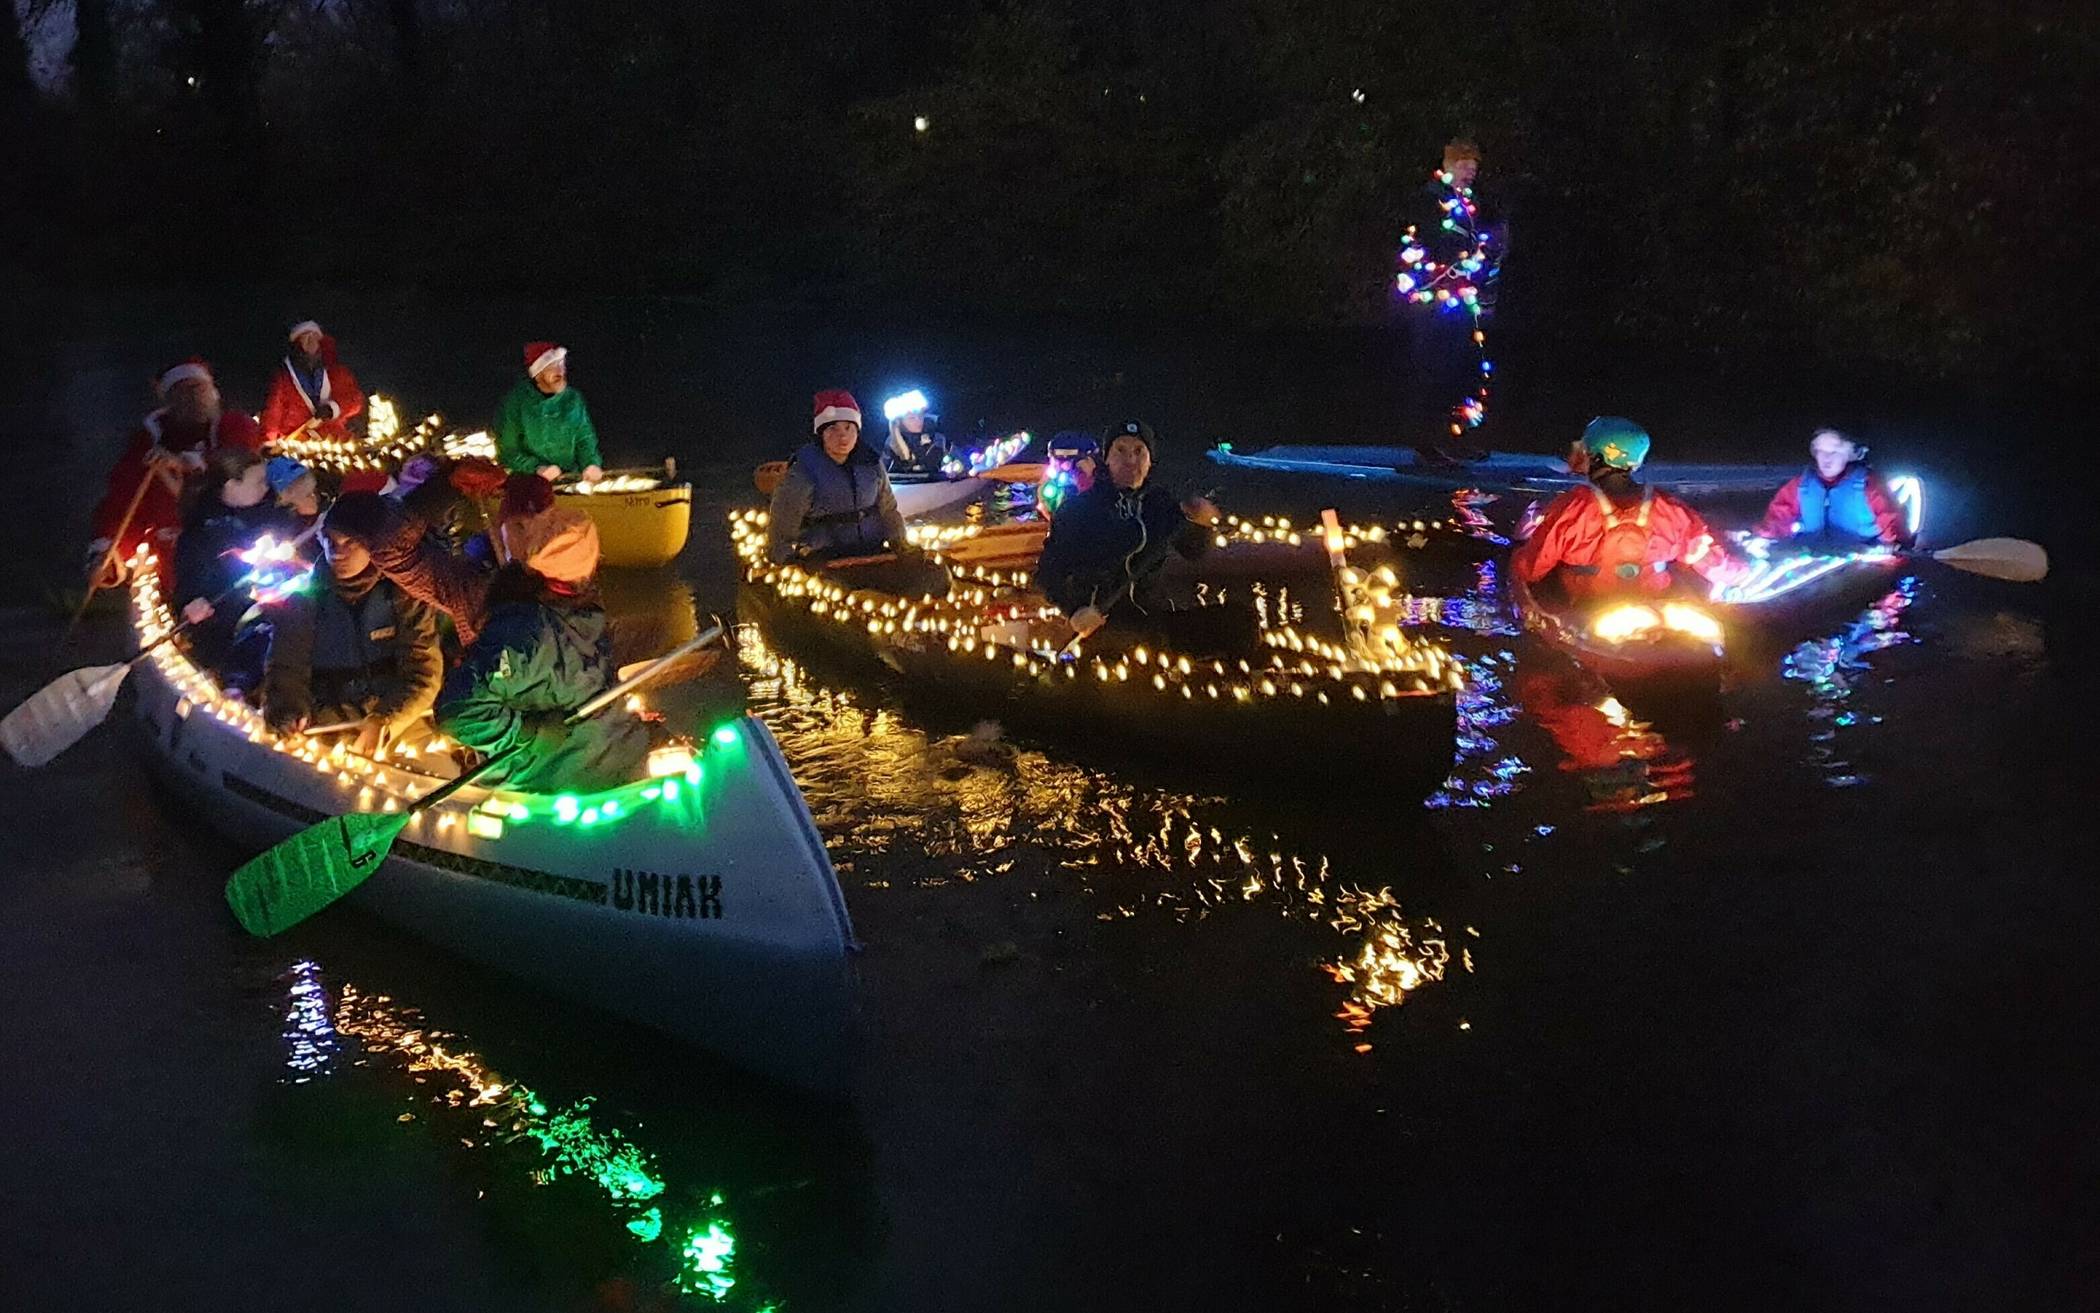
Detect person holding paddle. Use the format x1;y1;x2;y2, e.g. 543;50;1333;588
1755;429;1913;548
86;359;263;588
1035;419;1255;657
260;320;365;445
434;514;651;793
173;447;288;693
767;389;948;597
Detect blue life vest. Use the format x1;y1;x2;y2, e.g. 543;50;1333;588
1793;466;1881;543
793;441;890;558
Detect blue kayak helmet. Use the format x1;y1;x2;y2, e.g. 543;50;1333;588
1581;417;1651;472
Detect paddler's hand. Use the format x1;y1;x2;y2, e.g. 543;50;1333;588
1181;495;1222;527
182;598;214;625
536;464;563;482
1068;606;1107;639
353;717;388;758
581;465;604;484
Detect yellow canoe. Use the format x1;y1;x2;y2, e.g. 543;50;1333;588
556;465;693;569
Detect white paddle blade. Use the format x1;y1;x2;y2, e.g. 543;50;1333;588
0;664;131;767
1932;537;2050;583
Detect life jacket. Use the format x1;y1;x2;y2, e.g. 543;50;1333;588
793;441;889;558
1792;465;1881;544
311;580;408;681
1564;486;1674;599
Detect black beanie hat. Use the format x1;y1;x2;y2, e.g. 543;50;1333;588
1101;419;1157;455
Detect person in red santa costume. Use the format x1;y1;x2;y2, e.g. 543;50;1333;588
260;319;365;446
87;359;264;587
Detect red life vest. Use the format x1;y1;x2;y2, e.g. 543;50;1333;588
1566;486;1673;599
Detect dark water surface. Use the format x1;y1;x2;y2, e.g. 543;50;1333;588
3;292;2095;1311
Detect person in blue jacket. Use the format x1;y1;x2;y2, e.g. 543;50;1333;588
1035;420;1255;656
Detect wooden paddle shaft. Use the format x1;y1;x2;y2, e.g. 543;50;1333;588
61;468;159;650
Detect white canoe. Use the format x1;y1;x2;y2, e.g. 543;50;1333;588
891;473;988;520
127;591;859;1093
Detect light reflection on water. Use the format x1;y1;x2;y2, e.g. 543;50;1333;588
1782;579;1918;788
277;961;767;1307
737;624;1470;1030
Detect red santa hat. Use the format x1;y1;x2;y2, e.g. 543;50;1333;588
812;388;862;433
339;469;396;496
156;358;214;396
287;320;323;341
524;341;568;378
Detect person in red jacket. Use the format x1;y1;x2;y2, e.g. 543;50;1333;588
260;320;365;446
87;359;264;586
1511;417;1736;602
1755;428;1910;548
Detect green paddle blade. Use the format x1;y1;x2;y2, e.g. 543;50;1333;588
225;811;411;937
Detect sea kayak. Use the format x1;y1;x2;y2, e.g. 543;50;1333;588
1510;540;1914;693
1209;443;1803;497
124;558;858;1092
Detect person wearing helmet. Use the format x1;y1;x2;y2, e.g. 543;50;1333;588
1511;417;1736;602
881;389;950;476
1755;429;1911;548
1035;420;1254;656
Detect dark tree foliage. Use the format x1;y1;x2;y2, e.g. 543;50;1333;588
12;0;2098;386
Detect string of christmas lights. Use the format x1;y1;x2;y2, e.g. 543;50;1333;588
1396;168;1496;439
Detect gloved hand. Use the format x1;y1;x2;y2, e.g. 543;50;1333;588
536;465;563;482
581;465;604;483
84;540;124;589
1068;605;1107;639
182;598;214;625
1180;495;1222;527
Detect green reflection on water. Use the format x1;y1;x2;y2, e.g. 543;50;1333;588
279;964;758;1306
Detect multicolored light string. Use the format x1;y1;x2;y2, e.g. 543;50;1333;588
1396;168;1496;438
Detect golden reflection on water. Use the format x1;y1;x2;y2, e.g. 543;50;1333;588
738;624;1466;1030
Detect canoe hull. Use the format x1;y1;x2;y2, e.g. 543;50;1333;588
132;653;858;1093
559;482;693;568
739;581;1459;805
892;475;987;520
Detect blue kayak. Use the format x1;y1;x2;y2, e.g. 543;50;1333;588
1208;443;1801;497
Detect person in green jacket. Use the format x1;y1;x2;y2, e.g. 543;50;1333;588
495;341;605;483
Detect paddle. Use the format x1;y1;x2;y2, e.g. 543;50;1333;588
60;468;159;653
224;622;726;938
2;525;324;768
1920;537;2048;583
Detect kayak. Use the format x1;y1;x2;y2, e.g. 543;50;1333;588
1209;443;1803;497
731;510;1464;804
124;560;858;1093
557;465;692;568
1510;540;1913;692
